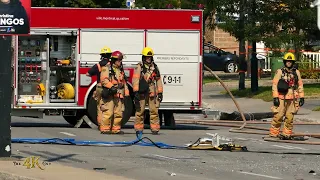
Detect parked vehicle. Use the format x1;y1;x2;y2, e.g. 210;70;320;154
11;7;203;127
203;43;239;73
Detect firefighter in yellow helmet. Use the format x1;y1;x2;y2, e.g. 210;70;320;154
269;52;304;140
99;51;129;134
86;46;112;131
132;47;163;135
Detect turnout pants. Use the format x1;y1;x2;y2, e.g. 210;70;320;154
269;99;298;137
100;97;123;133
134;94;160;132
94;85;103;131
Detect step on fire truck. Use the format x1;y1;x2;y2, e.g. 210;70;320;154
11;7;203;127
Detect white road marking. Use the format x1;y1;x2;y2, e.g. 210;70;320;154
147;154;179;161
281;145;308;151
272;145;294;149
235;137;248;140
60;132;76;136
272;145;308;150
238;171;283;179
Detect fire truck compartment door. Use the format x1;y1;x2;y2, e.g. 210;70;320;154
157;62;199;103
80;29;144;62
145;30;201;103
147;30;200;57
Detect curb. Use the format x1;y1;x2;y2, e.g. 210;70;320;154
0;171;35;180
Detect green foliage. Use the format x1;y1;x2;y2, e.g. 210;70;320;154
297;56;320;79
205;0;318;53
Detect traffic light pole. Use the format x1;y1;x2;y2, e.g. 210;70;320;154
0;36;12;157
251;41;258;92
238;0;246;90
250;0;258;92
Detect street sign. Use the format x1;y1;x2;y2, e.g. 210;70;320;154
126;0;133;8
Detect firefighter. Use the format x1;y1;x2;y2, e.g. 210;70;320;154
133;47;163;135
100;51;129;134
86;46;112;130
269;52;304;139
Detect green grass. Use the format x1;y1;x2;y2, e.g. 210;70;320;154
203;76;219;84
222;84;320;102
312;106;320;111
203;76;234;84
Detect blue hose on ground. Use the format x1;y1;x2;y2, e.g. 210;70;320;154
11;132;186;149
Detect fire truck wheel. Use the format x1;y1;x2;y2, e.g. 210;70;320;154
86;92;134;127
122;96;134;126
86;94;99;126
63;110;88;128
144;111;150;125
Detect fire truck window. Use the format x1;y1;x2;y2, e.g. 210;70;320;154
48;35;77;103
17;35;48;104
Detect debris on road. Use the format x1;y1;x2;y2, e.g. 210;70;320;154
166;171;176;176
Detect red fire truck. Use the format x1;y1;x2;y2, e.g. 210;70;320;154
11;7;203;127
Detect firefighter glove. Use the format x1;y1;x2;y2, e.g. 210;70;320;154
299;98;304;107
273;97;280;107
158;93;163;102
109;86;118;95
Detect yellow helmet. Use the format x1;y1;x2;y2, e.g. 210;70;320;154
283;52;296;61
100;46;112;54
141;47;154;56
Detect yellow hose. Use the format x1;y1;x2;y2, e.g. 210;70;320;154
57;83;75;99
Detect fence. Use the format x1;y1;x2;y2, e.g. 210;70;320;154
260;52;320;71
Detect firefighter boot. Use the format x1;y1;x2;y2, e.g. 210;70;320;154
279;134;292;140
151;131;159;135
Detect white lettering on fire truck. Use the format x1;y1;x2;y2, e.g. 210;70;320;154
156;56;189;61
96;16;129;21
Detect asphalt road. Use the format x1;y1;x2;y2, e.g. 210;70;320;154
10;116;320;180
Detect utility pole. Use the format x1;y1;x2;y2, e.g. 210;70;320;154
250;0;258;92
0;36;12;157
238;0;246;90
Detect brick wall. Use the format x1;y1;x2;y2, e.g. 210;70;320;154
205;27;249;56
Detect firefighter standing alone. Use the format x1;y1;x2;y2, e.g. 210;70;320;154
86;46;112;130
100;51;129;134
269;52;305;139
133;47;163;135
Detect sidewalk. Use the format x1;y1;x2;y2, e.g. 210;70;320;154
202;89;320;123
0;158;133;180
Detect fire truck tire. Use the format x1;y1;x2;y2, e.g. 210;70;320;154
122;96;134;126
86;94;99;126
63;110;88;128
144;111;150;125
